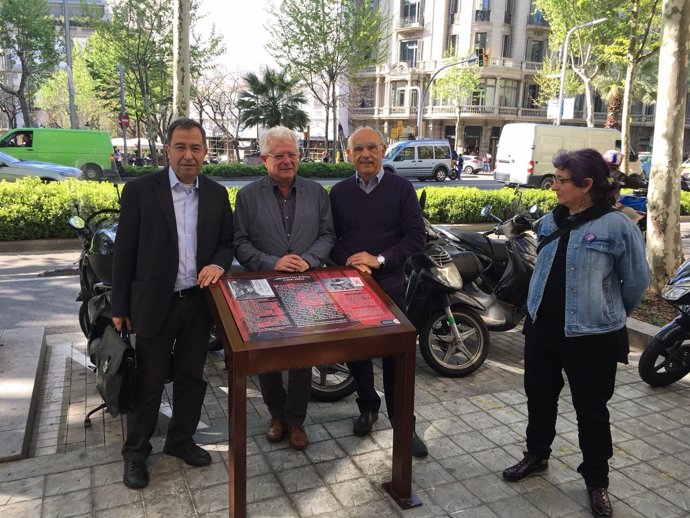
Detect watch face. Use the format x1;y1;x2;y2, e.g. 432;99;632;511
377;255;385;265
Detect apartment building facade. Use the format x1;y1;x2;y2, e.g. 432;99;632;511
349;0;668;156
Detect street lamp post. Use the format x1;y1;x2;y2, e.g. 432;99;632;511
556;17;606;125
417;56;477;138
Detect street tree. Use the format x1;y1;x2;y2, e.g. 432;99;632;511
0;0;61;126
599;0;662;171
84;0;222;161
431;55;480;152
36;44;111;131
646;0;690;292
536;0;619;127
0;91;20;128
237;68;309;131
193;67;244;161
266;0;389;157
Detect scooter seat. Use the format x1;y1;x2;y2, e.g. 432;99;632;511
445;229;509;263
450;250;484;284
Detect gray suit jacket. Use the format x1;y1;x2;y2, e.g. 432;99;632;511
233;175;335;271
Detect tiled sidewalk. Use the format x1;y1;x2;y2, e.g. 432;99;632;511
1;329;689;517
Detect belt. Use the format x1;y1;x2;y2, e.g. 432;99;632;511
173;286;200;298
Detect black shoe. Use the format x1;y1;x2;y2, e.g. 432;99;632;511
163;443;212;467
123;459;149;489
502;451;548;482
587;486;613;518
411;430;428;458
353;411;378;436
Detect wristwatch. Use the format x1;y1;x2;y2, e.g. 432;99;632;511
376;254;386;267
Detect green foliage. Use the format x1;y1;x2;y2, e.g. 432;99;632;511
0;0;62;126
237;68;309;130
122;162;356;178
4;180;690;242
36;44;111;130
266;0;389;152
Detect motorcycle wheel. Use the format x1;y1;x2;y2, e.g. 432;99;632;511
419;307;490;377
638;335;690;387
311;363;357;401
448;168;458;180
79;302;90;338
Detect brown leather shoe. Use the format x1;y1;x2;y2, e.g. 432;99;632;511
266;418;286;443
587;486;613;518
288;425;308;450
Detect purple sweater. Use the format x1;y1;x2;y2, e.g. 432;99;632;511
329;173;425;291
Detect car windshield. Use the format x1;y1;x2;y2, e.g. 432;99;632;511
384;143;404;159
0;150;21;164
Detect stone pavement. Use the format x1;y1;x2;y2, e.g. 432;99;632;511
0;325;689;518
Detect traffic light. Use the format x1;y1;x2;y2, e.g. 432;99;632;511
476;48;485;67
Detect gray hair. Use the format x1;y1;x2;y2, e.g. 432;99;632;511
347;126;385;149
259;126;299;156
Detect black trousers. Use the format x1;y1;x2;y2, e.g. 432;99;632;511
258;368;311;427
524;336;617;488
122;291;211;461
347;284;404;421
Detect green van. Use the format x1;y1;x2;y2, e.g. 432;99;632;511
0;128;117;180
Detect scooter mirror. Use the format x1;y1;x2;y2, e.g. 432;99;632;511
68;215;86;230
480;205;492;217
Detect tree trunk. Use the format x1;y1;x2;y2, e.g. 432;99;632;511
647;0;690;293
172;0;190;119
604;88;621;129
331;81;338;160
583;77;594;128
620;61;636;173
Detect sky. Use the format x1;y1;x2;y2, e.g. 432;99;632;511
197;0;274;72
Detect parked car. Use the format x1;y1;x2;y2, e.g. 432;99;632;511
383;139;453;182
461;155;482;174
0;128;116;180
0;150;83;182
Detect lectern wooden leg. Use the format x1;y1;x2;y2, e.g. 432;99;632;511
382;345;422;509
228;353;247;518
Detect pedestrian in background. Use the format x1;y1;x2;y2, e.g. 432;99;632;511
329;126;428;458
233;126;335;451
502;148;649;518
112;118;234;489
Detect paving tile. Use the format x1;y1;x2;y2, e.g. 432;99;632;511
303;438;347;464
486;493;549;518
349;449;392;477
93;501;146;518
290;486;343;517
314;457;362;485
44;467;90;496
617;438;665;461
329;476;381;508
438;453;491;481
0;475;44;506
624;490;686;518
276;464;324;493
655;481;690;512
190;481;229;515
619;462;677;490
411;459;456;490
42;487;92;517
247;495;298;518
425;480;482;514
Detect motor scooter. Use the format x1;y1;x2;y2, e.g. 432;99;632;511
638;258;690;386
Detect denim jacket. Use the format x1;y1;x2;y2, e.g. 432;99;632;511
527;208;649;337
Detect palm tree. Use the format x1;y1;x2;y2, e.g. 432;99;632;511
237;68;309;130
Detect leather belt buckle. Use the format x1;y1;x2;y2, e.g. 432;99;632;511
174;286;198;298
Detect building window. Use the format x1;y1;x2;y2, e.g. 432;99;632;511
399;40;419;67
474;32;487;50
502;35;511;58
356;83;376;108
475;0;490;21
473;78;495;106
391;81;404;107
401;0;420;23
446;34;458;55
524;84;539;108
529;40;545;62
499;79;518;107
505;0;513;23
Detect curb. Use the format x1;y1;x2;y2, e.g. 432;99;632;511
0;239;80;254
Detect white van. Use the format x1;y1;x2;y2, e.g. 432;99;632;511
493;123;640;189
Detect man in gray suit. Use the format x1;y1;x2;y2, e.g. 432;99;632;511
233;126;335;450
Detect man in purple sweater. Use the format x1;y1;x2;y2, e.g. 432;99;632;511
329;126;428;457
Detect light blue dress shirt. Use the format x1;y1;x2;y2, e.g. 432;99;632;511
169;168;199;292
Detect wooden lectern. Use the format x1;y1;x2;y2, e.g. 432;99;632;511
206;267;422;517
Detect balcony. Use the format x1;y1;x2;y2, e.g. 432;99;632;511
527;13;549;27
397;17;424;33
475;10;490;22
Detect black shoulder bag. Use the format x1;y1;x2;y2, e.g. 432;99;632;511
84;326;137;426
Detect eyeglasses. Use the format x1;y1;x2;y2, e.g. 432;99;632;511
351;144;382;154
553;176;574;185
266;152;298;161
